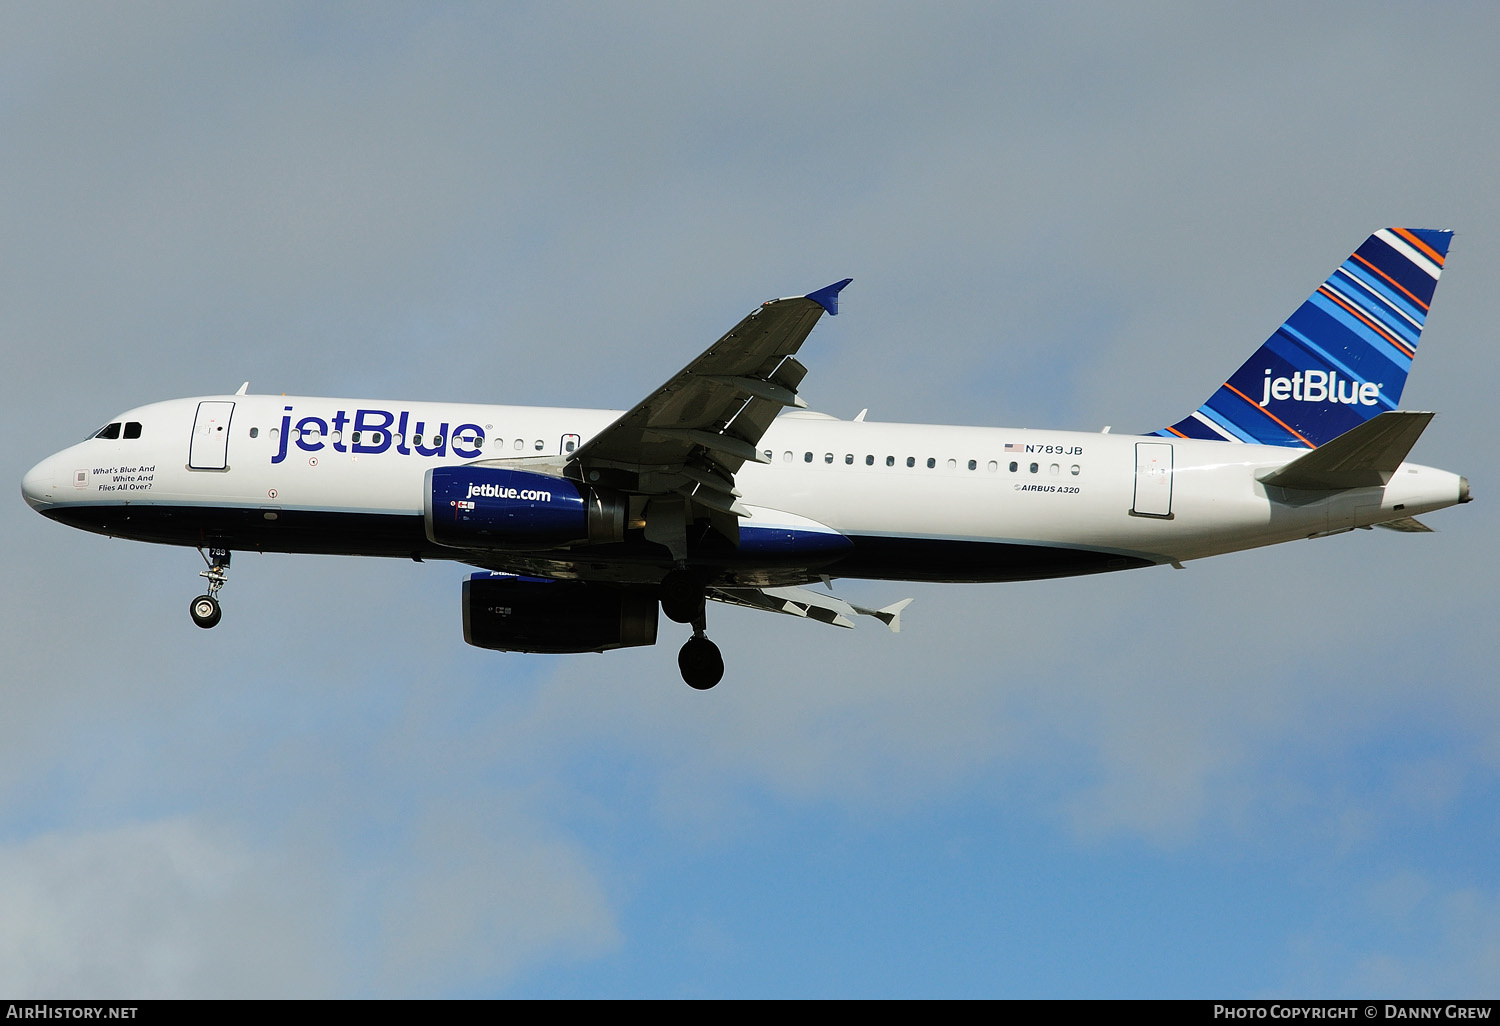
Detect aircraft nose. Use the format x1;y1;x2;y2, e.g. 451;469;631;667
21;456;58;512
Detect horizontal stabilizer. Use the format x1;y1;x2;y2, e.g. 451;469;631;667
1375;515;1434;533
1260;411;1434;490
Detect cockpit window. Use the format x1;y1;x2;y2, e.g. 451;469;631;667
95;423;121;440
123;422;142;439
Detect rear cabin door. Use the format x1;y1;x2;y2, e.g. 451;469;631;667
1132;441;1174;517
189;401;235;470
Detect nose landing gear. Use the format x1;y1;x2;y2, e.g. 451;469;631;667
190;547;230;629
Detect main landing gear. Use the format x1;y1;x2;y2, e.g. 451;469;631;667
661;567;723;690
189;547;230;629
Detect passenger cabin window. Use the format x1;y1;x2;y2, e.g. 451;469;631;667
926;458;935;469
844;454;853;465
865;455;874;466
514;439;524;451
1030;462;1039;473
804;452;813;463
123;422;142;439
967;459;976;470
534;439;544;451
886;456;894;467
249;427;259;439
906;457;915;467
95;423;121;440
824;453;834;464
1009;461;1018;472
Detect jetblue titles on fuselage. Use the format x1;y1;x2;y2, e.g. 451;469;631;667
271;405;487;463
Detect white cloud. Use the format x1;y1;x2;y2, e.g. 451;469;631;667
0;808;619;998
1285;875;1500;996
0;819;335;998
365;802;620;997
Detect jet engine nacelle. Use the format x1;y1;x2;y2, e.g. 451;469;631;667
426;466;624;549
462;573;659;653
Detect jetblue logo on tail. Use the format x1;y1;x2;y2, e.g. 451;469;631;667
1155;228;1452;448
1259;369;1381;407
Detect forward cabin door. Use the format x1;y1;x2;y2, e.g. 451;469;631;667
1132;441;1173;517
189;401;235;470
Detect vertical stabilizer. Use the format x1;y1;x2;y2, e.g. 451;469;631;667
1156;228;1452;448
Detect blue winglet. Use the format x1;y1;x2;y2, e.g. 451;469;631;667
805;278;853;316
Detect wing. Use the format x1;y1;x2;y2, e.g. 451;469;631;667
567;280;851;540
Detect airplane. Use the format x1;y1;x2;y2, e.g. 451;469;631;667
21;228;1471;689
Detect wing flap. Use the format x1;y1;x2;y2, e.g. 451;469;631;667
709;584;911;633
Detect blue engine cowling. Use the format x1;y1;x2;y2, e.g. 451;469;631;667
462;573;658;653
426;466;624;549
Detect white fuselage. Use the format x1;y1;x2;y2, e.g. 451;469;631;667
22;393;1468;586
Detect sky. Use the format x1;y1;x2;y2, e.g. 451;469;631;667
3;1;1499;998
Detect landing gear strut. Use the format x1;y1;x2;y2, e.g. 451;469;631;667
678;603;724;691
659;567;705;624
190;547;230;629
661;568;723;689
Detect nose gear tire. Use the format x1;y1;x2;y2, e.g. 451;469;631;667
190;594;222;629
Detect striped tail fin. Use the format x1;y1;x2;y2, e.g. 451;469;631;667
1155;228;1452;448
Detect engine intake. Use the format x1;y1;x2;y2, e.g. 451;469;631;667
462;573;659;653
426;466;624;549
